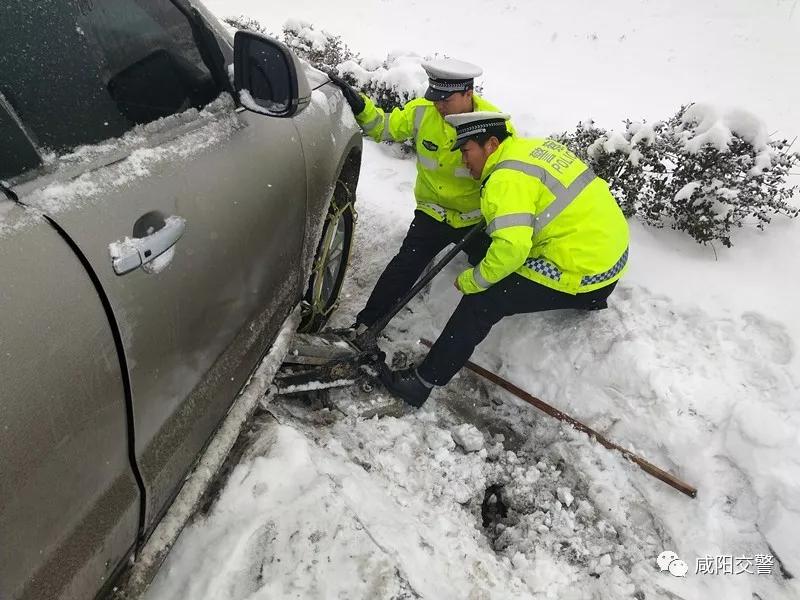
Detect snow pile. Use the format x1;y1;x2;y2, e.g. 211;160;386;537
629;122;657;147
586;120;660;167
678;103;773;174
147;415;532;599
678;104;734;153
452;423;485;453
674;181;702;202
237;89;288;115
599;129;634;155
149;395;656;599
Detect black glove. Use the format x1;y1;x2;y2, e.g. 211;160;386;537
325;70;366;114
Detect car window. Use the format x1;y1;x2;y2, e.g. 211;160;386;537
0;95;42;181
0;0;221;157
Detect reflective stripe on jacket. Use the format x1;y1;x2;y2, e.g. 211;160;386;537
457;137;630;294
355;94;514;228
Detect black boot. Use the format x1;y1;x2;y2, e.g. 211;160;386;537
379;366;433;408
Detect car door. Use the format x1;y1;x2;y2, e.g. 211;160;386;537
0;148;140;599
2;0;307;536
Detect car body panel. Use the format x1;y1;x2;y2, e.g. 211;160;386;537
17;101;308;533
293;73;363;278
0;202;140;600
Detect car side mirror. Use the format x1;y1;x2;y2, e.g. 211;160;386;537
233;31;311;117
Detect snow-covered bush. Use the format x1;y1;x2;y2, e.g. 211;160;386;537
223;15;270;37
224;17;424;113
282;19;357;71
556;119;668;224
282;23;426;113
337;54;426;112
224;16;355;71
557;105;800;247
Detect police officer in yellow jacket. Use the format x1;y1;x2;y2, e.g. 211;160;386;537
380;112;630;407
327;60;514;331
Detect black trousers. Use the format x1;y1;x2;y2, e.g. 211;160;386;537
417;274;618;386
357;211;491;327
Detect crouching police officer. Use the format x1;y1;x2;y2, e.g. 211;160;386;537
327;59;514;333
379;112;630;407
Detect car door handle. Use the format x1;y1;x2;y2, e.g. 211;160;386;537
110;216;186;275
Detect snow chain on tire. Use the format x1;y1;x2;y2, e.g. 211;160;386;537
304;180;357;328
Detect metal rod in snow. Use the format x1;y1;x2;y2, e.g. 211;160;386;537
419;339;698;499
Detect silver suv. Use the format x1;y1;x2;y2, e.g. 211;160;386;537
0;1;361;599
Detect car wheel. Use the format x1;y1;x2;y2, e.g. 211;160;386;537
300;181;356;332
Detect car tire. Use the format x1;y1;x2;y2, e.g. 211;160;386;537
299;181;355;332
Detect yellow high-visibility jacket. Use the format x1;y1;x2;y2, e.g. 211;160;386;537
457;137;630;294
355;94;514;228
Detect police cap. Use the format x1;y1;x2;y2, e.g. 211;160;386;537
445;111;512;150
422;58;483;101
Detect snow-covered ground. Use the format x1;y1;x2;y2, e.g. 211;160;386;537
145;1;800;598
